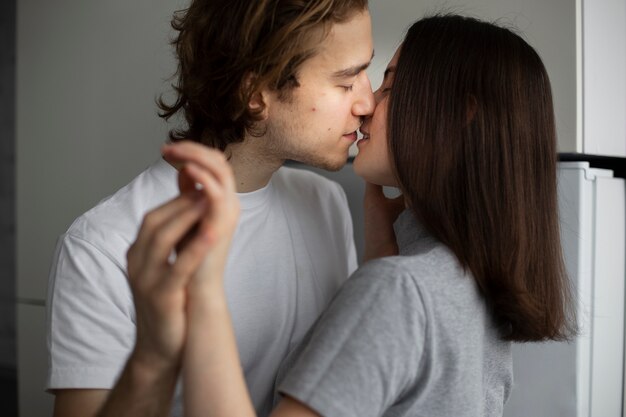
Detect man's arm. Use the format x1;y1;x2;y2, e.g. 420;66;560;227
52;190;213;417
52;350;179;417
96;351;179;417
53;389;108;417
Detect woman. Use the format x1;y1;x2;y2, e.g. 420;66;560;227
160;14;575;417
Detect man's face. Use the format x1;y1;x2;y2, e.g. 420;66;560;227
262;9;375;171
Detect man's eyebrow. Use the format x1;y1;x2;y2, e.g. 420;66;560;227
331;51;375;78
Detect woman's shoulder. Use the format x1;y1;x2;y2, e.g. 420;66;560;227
348;256;420;296
351;249;483;325
340;256;433;319
356;246;466;289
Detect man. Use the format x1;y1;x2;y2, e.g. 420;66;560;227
46;0;374;416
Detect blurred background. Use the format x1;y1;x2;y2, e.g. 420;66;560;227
2;0;625;416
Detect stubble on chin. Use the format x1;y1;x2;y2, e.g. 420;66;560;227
281;149;348;171
318;156;348;171
263;117;351;171
267;139;344;172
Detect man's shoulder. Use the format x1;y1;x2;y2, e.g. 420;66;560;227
65;158;177;249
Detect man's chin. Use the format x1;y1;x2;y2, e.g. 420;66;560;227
313;158;348;172
292;154;348;172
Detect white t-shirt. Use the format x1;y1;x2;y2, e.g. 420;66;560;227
46;157;357;416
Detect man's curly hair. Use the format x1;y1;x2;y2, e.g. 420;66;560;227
158;0;368;150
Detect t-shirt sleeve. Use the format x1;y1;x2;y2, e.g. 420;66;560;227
46;233;136;390
277;259;427;417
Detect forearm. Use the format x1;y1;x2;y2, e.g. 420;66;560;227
97;351;179;417
184;283;256;417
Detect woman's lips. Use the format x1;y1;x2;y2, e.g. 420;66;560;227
343;131;358;141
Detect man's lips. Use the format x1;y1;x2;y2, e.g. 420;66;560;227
343;131;358;141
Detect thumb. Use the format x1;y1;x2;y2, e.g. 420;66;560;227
178;165;199;195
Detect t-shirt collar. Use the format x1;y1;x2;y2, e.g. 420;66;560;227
393;209;432;255
236;180;273;210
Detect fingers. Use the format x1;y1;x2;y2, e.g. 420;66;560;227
161;142;236;194
168;235;213;289
163;142;239;244
178;165;199;195
133;194;199;249
142;196;206;270
128;194;205;287
158;141;240;286
183;163;224;209
129;196;192;273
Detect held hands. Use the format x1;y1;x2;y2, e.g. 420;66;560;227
164;141;240;283
363;183;405;262
126;141;239;371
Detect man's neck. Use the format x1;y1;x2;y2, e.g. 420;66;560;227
164;138;283;193
225;138;283;193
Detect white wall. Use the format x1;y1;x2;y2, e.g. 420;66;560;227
17;0;185;302
582;0;626;156
16;1;185;415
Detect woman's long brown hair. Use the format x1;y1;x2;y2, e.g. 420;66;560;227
389;15;576;342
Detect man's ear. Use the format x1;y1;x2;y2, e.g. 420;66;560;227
248;90;269;119
244;73;269;120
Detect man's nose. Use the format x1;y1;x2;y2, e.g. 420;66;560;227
352;74;375;117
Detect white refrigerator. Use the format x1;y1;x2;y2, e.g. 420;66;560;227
503;162;626;417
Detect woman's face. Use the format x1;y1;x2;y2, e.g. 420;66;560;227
353;47;401;187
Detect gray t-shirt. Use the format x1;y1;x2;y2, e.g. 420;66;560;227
275;209;513;417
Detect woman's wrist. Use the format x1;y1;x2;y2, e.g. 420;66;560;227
128;348;180;386
187;279;229;314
